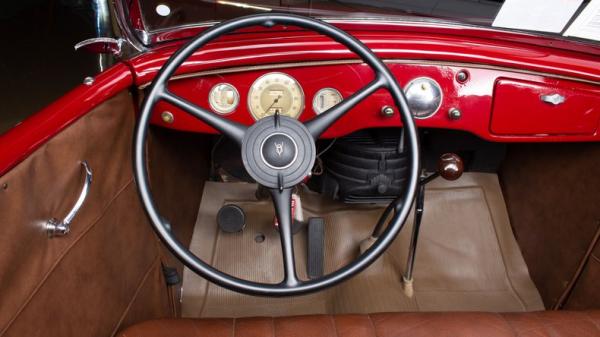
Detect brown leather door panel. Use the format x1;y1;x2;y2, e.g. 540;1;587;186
0;91;172;336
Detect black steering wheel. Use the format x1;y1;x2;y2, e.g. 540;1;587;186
134;13;420;296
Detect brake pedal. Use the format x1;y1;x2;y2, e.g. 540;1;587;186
307;217;325;279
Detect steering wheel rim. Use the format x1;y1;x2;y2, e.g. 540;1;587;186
134;13;420;296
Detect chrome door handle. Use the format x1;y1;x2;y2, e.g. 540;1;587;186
540;93;566;105
46;161;93;238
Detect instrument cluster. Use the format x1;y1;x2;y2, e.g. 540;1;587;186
207;71;441;121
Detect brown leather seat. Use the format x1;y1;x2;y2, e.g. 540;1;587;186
119;311;600;337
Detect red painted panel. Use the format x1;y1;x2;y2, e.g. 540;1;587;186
491;79;600;136
146;19;600;57
126;21;600;143
150;62;600;142
128;31;600;86
0;64;133;177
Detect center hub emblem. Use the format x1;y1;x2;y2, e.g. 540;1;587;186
241;115;316;189
260;133;298;169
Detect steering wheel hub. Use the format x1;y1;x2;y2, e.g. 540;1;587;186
242;115;315;189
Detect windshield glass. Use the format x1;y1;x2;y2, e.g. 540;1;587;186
139;0;504;31
136;0;598;44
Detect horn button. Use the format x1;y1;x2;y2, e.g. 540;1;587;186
260;133;298;169
241;115;316;190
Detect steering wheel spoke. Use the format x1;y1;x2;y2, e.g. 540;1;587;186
305;74;388;139
269;187;300;286
159;87;247;145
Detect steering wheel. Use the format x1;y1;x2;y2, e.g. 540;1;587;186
134;13;420;296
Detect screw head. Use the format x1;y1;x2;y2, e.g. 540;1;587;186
161;111;174;124
83;77;94;86
456;70;469;83
448;107;462;120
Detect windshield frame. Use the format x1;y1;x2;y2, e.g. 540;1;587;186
114;0;600;56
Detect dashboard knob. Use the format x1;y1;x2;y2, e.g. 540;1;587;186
381;106;395;117
438;153;464;181
448;107;462;120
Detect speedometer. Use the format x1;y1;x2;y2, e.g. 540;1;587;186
248;72;304;120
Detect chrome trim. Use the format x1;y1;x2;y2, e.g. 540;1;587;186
540;93;566;105
74;37;124;56
92;0;114;71
137;59;600;90
403;77;443;119
46;161;93;238
139;60;362;89
141;16;600;51
313;87;343;115
209;83;240;115
83;76;95;86
113;0;146;53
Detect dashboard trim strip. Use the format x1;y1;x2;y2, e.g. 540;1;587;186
138;59;600;90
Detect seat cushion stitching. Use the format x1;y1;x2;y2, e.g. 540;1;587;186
583;313;600;334
330;315;338;337
366;314;378;337
110;256;163;337
271;317;275;337
499;313;519;337
191;319;203;337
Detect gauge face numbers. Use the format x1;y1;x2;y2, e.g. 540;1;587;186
404;77;442;119
313;88;343;115
209;83;239;115
248;72;304;120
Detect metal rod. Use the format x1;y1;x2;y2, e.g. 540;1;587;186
92;0;113;71
403;180;425;281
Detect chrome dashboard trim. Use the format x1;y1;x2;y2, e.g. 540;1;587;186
137;59;600;90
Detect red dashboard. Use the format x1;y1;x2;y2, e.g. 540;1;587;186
150;61;600;142
132;26;600;142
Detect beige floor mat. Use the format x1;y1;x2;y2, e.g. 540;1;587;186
182;173;544;317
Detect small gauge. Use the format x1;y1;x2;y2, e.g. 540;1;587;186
248;72;304;120
313;88;343;115
209;83;239;115
404;77;442;119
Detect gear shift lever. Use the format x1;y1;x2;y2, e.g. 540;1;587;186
438;153;464;181
402;153;463;297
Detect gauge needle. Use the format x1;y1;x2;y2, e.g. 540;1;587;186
266;95;282;113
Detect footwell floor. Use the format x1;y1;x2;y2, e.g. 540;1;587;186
181;173;544;317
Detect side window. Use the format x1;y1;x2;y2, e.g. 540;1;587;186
0;0;98;134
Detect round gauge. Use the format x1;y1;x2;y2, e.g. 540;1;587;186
248;72;304;120
209;83;239;115
404;77;442;119
313;88;343;115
